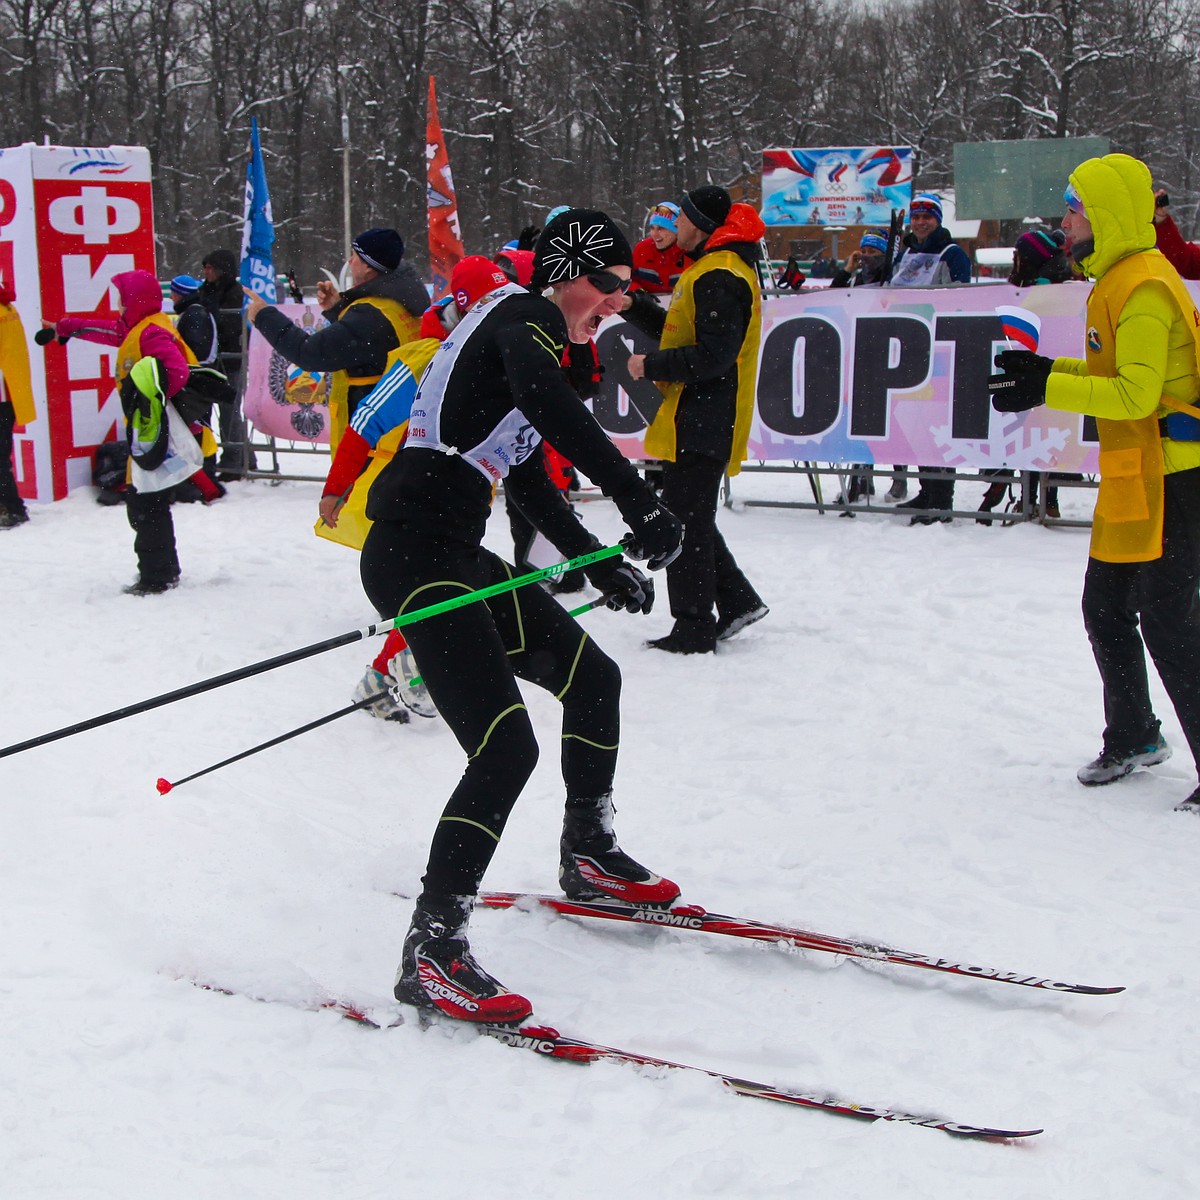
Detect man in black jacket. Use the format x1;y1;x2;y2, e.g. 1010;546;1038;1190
244;228;428;452
623;185;769;654
197;248;258;476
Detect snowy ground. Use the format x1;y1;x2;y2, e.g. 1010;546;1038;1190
3;470;1198;1199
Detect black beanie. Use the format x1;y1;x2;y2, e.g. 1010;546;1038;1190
531;209;633;289
202;248;238;277
352;228;404;272
680;186;732;234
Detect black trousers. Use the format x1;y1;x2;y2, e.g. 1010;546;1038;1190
360;521;622;903
0;401;25;514
1082;467;1200;769
125;486;180;583
660;451;762;634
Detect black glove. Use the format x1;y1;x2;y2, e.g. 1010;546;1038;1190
613;486;684;570
989;351;1053;413
34;327;56;346
584;558;654;614
994;350;1054;377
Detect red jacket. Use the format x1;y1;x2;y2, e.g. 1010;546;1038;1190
1154;214;1200;279
632;237;685;294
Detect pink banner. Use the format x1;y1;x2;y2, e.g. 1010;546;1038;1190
592;281;1200;472
243;302;332;443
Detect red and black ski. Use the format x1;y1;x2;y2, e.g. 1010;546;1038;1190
190;978;1041;1140
479;891;1124;996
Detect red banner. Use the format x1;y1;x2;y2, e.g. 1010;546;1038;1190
0;145;156;501
426;76;465;300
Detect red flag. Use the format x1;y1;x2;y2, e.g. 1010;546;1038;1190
426;76;465;300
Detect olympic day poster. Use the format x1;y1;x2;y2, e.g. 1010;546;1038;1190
761;146;914;227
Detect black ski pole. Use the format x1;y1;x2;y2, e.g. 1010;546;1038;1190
154;594;612;794
0;545;622;762
155;695;380;794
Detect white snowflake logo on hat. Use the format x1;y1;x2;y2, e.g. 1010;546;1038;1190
540;221;615;283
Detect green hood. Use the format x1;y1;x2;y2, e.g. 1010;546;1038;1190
1069;153;1156;279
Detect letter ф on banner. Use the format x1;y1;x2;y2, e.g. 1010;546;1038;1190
16;145;157;501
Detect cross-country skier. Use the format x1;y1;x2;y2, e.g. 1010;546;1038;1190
358;209;684;1024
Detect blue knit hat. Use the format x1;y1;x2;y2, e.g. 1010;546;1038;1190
648;201;680;233
859;228;889;253
170;274;201;297
909;193;943;223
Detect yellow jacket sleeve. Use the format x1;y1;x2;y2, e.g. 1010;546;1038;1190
1046;280;1176;420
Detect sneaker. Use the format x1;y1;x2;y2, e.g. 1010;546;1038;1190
388;648;437;720
123;576;179;596
1077;736;1172;786
560;793;680;907
1174;786;1200;813
394;898;532;1025
352;667;410;723
716;603;769;642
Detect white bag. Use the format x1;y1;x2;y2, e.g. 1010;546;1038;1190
130;403;204;493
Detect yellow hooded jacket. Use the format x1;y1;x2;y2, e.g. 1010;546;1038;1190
0;303;35;426
1046;153;1200;562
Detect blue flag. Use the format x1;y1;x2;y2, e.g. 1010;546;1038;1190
240;117;277;302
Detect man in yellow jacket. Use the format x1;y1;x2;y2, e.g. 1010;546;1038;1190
0;282;35;529
989;153;1200;811
623;185;768;655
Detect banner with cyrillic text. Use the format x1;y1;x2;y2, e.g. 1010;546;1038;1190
591;281;1185;474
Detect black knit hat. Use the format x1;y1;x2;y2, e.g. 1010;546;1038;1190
352;228;404;272
531;209;633;289
202;248;237;277
680;186;732;234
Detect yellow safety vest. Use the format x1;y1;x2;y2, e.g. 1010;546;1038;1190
1086;252;1200;562
643;251;762;477
314;337;441;552
327;297;422;452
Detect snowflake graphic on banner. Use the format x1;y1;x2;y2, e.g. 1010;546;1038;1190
540;220;614;282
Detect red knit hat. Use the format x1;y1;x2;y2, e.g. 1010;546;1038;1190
451;255;510;311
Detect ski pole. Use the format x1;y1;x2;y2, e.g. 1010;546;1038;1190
0;545;622;762
154;593;613;794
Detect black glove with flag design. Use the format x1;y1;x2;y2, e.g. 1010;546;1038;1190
988;350;1054;413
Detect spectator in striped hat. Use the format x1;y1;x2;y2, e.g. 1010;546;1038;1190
1010;228;1073;286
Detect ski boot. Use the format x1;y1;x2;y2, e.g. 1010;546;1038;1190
353;667;410;723
394;894;532;1024
389;648;437;719
560;793;680;907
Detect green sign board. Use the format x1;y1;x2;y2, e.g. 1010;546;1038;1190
954;137;1110;220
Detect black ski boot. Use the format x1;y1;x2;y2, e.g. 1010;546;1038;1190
559;793;680;907
394;894;532;1024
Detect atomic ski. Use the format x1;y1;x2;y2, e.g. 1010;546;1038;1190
479;891;1124;996
189;978;1041;1140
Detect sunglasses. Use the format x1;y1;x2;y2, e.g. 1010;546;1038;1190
909;206;938;218
1063;183;1086;214
586;271;631;294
